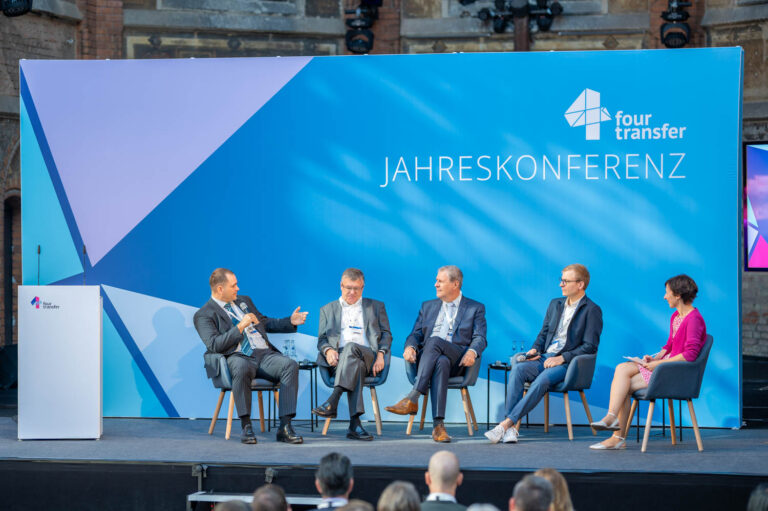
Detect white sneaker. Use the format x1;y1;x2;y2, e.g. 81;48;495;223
502;427;519;443
484;424;505;444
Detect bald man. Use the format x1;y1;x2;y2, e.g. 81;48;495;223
420;451;466;511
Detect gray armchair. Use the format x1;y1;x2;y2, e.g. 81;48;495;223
404;354;482;436
623;334;714;452
205;352;280;440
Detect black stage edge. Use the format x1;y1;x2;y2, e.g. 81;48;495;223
0;460;764;511
1;418;767;511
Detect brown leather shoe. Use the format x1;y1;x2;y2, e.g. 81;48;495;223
432;423;452;443
385;397;419;415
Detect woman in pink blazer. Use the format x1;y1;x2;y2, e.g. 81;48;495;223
589;274;707;450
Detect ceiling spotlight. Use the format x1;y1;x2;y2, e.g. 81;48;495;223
2;0;33;16
660;0;691;48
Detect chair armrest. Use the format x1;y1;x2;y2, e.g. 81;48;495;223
645;361;701;400
460;354;483;387
405;358;418;385
203;353;232;389
560;354;596;391
318;364;334;388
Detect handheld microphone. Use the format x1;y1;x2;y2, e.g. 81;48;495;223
239;302;249;314
516;351;538;362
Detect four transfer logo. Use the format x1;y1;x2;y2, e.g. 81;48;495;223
564;89;612;141
29;296;60;310
31;296;39;309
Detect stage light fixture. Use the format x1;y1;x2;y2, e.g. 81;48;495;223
345;0;381;53
529;0;562;32
476;0;562;35
2;0;33;17
660;0;691;48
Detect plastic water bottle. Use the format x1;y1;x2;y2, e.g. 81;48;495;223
289;339;298;361
283;339;291;357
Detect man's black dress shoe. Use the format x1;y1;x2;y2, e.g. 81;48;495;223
240;424;258;444
276;423;303;444
346;424;373;441
312;401;337;418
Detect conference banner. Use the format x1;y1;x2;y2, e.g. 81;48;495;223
20;48;743;427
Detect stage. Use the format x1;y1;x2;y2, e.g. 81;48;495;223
0;417;766;510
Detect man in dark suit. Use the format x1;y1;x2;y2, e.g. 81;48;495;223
421;451;466;511
313;452;354;510
312;268;392;441
194;268;308;444
486;263;603;444
385;265;487;443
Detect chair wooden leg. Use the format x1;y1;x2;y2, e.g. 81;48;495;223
544;392;550;433
225;391;236;440
623;399;638;439
466;390;479;431
370;387;383;436
579;391;596;435
322;417;332;436
406;414;416;435
209;390;226;435
563;392;573;441
257;391;266;433
668;399;677;446
514;390;527;431
687;399;704;452
461;388;473;436
641;400;655;453
419;394;428;431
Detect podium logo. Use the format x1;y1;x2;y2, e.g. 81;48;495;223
564;89;612;140
31;296;39;309
30;296;60;310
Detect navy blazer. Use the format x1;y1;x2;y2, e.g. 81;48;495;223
531;295;602;364
405;295;487;355
193;295;296;356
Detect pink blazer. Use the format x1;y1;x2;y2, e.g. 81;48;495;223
661;309;707;362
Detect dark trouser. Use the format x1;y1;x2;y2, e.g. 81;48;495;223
504;355;568;424
227;350;299;419
330;343;376;417
413;336;466;418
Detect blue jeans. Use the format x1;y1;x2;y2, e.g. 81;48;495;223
504;355;568;424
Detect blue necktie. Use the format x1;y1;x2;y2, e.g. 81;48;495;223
224;303;253;356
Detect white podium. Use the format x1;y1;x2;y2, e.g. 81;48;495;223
18;285;102;440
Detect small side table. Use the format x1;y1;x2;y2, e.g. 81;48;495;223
298;360;318;431
487;362;510;430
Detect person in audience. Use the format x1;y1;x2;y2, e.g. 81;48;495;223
252;484;290;511
378;481;421;511
340;500;375;511
194;268;308;444
386;265;487;443
314;452;355;509
590;274;707;450
215;501;251;511
532;469;572;511
421;450;466;511
486;264;602;444
466;505;500;511
748;483;768;511
508;475;553;511
314;268;392;441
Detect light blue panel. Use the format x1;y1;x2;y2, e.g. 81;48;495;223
102;308;166;417
20;97;82;285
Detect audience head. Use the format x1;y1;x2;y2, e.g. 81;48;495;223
747;483;768;511
425;450;463;495
467;505;501;511
377;481;420;511
533;469;572;511
252;484;290;511
436;265;463;301
316;452;354;499
215;500;251;511
340;499;375;511
509;475;553;511
664;274;698;305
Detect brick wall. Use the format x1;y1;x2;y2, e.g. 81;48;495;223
77;0;124;59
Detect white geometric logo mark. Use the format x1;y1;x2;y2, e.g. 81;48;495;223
564;88;612;140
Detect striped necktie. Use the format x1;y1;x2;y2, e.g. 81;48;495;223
224;303;253;356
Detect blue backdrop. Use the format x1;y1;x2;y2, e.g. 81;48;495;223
20;48;743;427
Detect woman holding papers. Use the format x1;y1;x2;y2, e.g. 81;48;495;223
588;274;707;450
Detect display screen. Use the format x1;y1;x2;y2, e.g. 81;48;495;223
746;144;768;270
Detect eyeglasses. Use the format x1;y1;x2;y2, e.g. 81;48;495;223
559;279;582;285
341;285;363;292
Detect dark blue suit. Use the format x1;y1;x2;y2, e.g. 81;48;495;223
505;295;602;423
405;295;487;418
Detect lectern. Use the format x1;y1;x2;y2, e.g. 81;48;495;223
18;285;102;439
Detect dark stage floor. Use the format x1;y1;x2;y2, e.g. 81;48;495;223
1;417;767;476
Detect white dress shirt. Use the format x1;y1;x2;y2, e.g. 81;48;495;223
339;296;368;349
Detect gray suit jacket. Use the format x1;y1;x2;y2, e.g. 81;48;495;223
316;298;392;366
194;295;296;376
